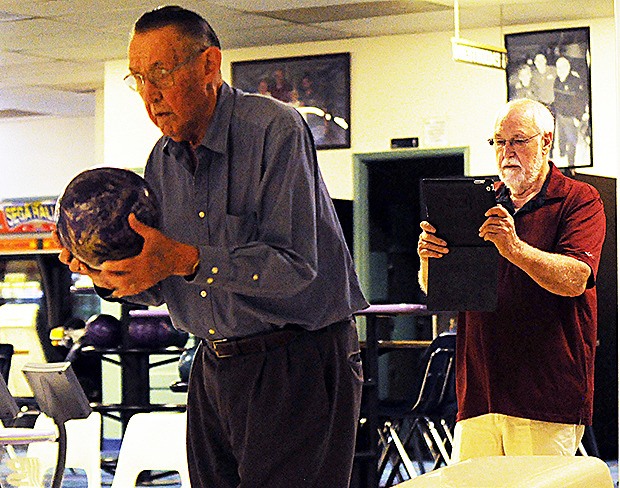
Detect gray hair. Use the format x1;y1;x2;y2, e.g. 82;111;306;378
133;5;220;49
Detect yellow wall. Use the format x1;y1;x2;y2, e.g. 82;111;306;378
0;115;96;199
104;18;617;200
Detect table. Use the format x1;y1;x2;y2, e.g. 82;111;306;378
353;303;436;488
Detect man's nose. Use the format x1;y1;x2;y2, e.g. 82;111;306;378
140;79;162;103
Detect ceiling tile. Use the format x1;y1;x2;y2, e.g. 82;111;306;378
0;0;613;117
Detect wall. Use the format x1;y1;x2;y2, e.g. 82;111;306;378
0;115;96;199
103;18;617;200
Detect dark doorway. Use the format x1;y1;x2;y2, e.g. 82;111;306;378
354;148;467;307
353;148;467;403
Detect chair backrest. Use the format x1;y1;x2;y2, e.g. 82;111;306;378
22;362;92;426
409;332;456;416
0;343;14;383
0;372;20;425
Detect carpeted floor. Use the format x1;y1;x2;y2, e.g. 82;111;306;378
2;444;617;487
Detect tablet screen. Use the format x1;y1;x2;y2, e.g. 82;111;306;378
421;178;497;247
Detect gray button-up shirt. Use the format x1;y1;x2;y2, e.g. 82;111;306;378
132;82;368;339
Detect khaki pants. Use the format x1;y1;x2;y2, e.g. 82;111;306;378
451;413;585;464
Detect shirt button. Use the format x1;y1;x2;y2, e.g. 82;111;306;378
252;274;259;281
207;277;214;284
198;211;205;218
208;328;216;335
200;290;207;298
211;266;219;274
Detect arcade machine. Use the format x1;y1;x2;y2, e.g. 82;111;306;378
0;194;189;445
0;196;102;402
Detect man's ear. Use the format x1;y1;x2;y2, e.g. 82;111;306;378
541;131;553;155
204;46;222;74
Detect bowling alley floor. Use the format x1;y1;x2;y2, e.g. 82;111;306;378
59;459;619;488
59;439;184;487
377;458;618;488
28;442;620;487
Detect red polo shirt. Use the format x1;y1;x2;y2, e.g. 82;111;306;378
456;163;606;425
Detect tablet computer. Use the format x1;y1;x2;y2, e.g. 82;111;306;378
421;177;497;247
421;177;499;311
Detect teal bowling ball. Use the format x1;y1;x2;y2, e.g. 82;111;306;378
55;167;160;269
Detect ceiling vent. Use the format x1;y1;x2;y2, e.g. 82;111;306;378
0;11;35;22
0;109;48;119
257;0;448;23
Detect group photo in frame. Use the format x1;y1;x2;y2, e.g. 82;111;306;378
231;53;351;150
505;27;593;168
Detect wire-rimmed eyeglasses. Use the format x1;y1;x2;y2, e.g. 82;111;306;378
488;133;541;149
123;48;207;92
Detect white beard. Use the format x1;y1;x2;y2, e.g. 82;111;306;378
500;155;545;196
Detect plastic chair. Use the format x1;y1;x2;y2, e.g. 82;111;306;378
0;372;57;487
27;411;102;488
21;361;93;488
377;331;457;485
111;411;190;488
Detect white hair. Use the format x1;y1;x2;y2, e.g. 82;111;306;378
495;98;555;135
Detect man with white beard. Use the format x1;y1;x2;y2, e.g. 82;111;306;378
417;98;606;462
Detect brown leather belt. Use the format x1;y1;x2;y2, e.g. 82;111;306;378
205;327;306;359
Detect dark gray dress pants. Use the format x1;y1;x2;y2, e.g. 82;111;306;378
186;320;363;488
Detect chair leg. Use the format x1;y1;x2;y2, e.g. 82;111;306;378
378;421;411;486
408;422;429;475
389;423;417;479
439;418;454;447
391;419;430;478
578;442;588;456
425;418;451;466
378;415;456;484
377;423;395;482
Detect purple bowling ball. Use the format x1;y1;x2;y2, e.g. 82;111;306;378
55;167;160;270
127;310;189;349
83;314;122;348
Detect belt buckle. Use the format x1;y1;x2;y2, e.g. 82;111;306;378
211;338;233;358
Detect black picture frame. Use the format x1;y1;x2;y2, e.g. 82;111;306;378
231;53;351;150
505;27;593;168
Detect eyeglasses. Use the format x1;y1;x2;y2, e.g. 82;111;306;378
488;133;541;149
123;48;207;92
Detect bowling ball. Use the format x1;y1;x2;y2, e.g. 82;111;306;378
127;310;189;349
178;346;197;383
83;314;122;348
55;167;160;269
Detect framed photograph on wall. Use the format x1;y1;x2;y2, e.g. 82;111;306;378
505;27;592;168
231;53;351;150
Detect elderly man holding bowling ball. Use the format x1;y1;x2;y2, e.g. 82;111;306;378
56;5;367;488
